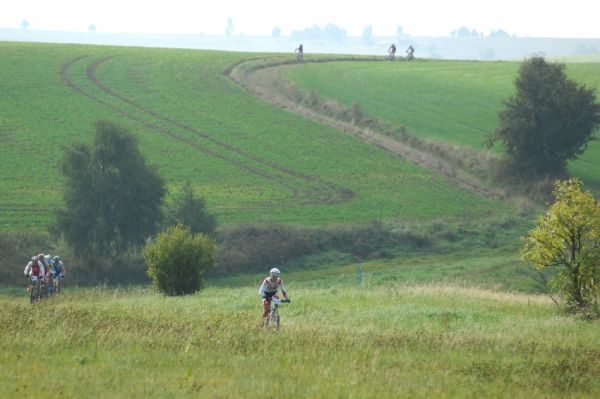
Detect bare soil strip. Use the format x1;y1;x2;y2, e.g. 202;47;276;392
228;59;504;200
60;56;353;207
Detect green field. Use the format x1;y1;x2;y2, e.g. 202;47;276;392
0;42;513;231
2;262;599;398
282;59;600;193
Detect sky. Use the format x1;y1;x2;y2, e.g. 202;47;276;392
1;0;599;38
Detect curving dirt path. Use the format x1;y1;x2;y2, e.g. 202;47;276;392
227;58;504;200
60;55;354;207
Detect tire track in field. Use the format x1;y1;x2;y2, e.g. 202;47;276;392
61;56;353;205
86;57;354;204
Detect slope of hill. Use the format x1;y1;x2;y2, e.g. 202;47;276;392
281;59;600;194
0;42;514;231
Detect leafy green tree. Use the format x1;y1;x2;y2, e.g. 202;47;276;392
488;56;600;179
523;179;600;316
57;121;166;258
164;180;217;237
144;224;215;296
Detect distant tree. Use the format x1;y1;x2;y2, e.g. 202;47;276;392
488;29;510;38
164;180;217;237
523;179;600;317
291;25;323;42
453;26;471;37
145;224;215;296
56;121;166;259
225;17;234;36
487;56;600;179
362;25;374;46
271;26;282;38
323;23;347;43
21;20;30;29
88;24;97;32
396;26;404;37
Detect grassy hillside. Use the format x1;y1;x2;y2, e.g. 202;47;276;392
0;42;513;231
2;269;599;398
282;59;600;193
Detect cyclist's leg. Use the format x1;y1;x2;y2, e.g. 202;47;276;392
262;297;271;318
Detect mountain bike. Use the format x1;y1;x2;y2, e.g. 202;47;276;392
53;274;64;294
28;276;41;303
265;297;291;329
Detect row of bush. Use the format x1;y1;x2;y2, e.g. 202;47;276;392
0;221;431;286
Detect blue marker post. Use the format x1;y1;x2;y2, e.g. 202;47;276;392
356;265;363;285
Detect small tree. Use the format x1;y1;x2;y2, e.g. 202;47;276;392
523;179;600;316
487;56;600;179
145;224;215;296
164;180;216;236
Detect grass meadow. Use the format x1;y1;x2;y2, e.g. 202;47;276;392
2;262;599;398
282;59;600;194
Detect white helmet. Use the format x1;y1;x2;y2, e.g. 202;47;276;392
270;268;280;277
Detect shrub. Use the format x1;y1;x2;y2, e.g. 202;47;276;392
144;225;215;296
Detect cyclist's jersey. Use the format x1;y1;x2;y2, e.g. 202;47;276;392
53;260;64;275
259;277;287;298
24;260;45;277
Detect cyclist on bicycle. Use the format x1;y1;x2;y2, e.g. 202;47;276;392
295;44;304;62
52;255;65;278
52;255;65;293
24;255;45;295
259;267;289;320
388;43;396;60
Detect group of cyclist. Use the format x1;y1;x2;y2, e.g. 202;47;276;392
294;43;415;62
388;43;415;60
24;253;66;301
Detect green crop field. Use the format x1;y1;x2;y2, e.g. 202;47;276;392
0;42;516;231
2;261;599;398
282;59;600;193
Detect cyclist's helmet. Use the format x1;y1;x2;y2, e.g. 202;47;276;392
53;255;60;262
270;268;280;277
38;254;44;260
45;255;51;263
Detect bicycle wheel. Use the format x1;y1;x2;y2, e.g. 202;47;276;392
270;308;280;328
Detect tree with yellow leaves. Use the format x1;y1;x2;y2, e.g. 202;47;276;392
523;179;600;316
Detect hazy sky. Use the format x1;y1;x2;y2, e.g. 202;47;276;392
2;0;599;38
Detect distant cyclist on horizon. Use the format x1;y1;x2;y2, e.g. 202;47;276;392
406;44;415;61
388;43;396;60
295;44;304;62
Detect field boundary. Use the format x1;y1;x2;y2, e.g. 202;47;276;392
227;57;507;201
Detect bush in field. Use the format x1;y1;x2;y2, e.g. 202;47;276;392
523;179;600;317
144;224;215;296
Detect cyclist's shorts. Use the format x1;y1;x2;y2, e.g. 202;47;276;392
262;291;278;305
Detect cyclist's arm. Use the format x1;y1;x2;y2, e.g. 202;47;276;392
278;279;288;298
24;263;31;276
258;279;268;297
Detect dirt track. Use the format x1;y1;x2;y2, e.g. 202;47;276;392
227;58;504;200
